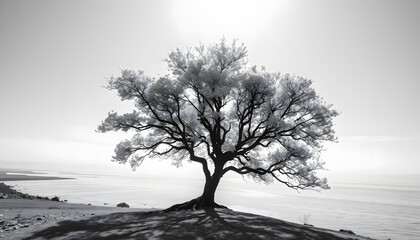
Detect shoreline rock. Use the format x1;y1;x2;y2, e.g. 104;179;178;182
117;202;130;208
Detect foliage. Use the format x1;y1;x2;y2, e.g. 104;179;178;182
98;39;338;190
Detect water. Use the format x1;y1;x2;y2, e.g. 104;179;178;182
4;171;420;240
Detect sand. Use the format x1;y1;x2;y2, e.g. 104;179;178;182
0;198;141;239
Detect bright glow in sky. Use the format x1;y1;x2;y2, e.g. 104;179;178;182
171;0;285;41
1;0;419;179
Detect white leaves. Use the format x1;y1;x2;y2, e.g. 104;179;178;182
107;70;151;101
97;111;141;133
112;138;145;171
166;47;191;76
148;77;184;99
129;155;145;171
207;38;247;72
100;38;338;191
112;140;134;164
146;77;185;118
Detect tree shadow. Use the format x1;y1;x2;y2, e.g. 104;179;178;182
24;209;351;240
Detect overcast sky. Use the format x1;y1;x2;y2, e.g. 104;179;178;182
1;0;419;179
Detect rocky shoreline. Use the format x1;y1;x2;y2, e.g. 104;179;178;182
0;182;135;239
0;182;64;236
0;183;62;202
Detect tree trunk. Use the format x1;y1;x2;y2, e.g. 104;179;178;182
200;164;223;207
165;163;227;211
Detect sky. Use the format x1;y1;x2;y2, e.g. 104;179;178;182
1;0;420;180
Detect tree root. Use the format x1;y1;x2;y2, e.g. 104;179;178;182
164;197;228;212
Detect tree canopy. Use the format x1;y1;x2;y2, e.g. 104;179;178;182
98;39;338;208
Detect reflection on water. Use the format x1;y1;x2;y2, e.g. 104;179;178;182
5;171;420;240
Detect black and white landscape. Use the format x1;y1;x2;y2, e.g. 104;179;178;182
1;1;419;239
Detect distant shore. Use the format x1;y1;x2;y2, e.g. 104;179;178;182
0;170;377;240
0;169;73;182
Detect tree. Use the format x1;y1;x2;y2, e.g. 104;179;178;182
98;39;339;210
